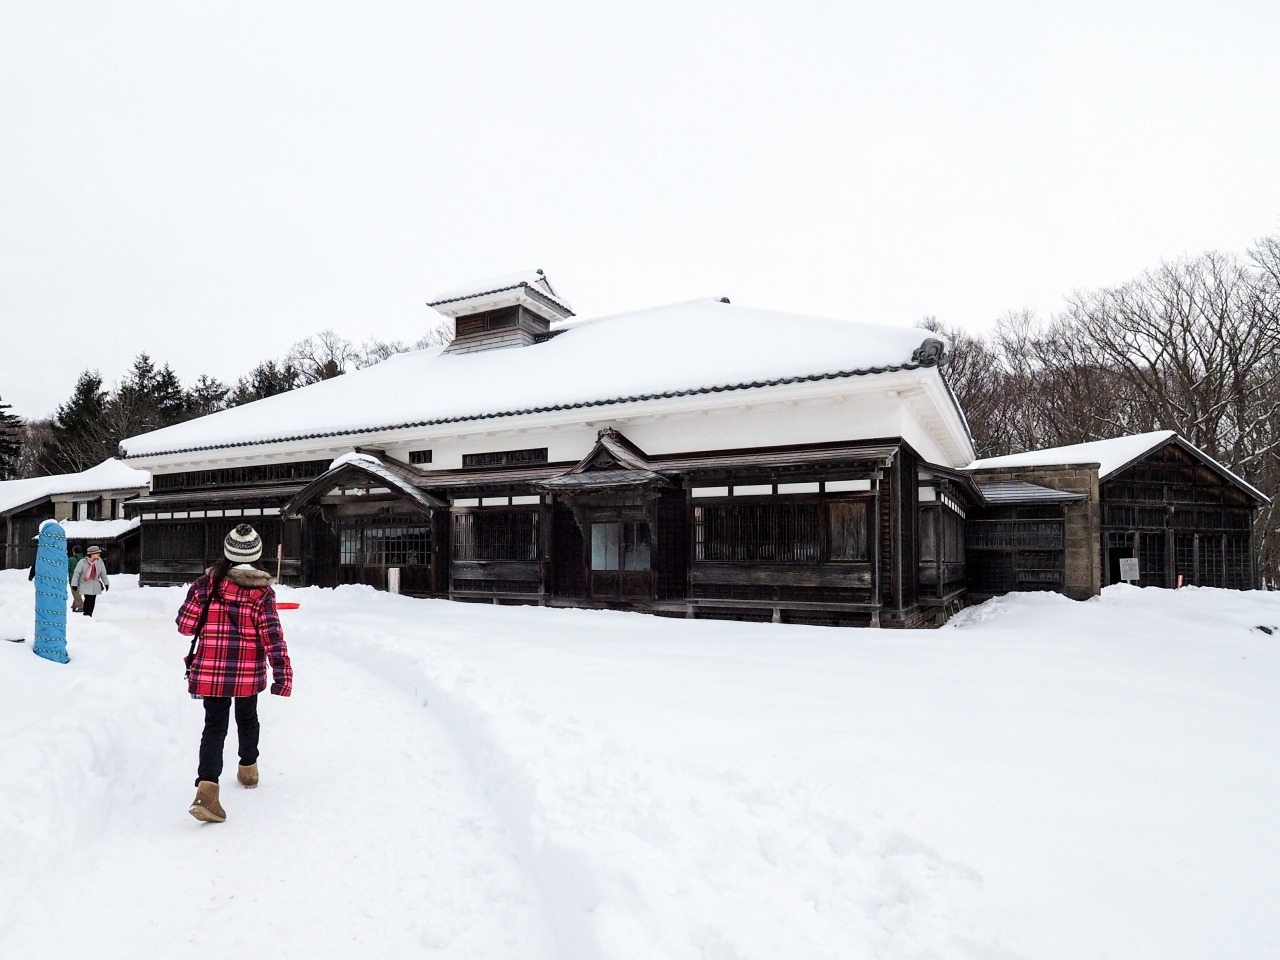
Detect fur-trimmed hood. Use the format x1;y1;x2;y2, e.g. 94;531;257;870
204;565;275;589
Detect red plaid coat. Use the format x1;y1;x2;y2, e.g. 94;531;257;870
177;566;293;699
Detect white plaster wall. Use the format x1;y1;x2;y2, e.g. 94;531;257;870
135;368;971;474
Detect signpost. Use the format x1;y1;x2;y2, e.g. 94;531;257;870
1119;557;1140;583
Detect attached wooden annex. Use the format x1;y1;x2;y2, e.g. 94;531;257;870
967;431;1267;597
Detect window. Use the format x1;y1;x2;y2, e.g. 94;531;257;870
339;522;431;567
409;450;432;465
152;460;331;491
590;521;651;571
146;522;204;560
462;448;549;469
692;502;828;563
456;307;519;338
453;510;540;561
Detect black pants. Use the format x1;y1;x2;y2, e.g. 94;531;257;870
196;695;260;785
82;594;97;617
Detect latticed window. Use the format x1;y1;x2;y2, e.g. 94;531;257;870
966;520;1063;551
692;500;867;563
340;522;431;566
147;522;205;560
453;511;540;561
152;460;330;491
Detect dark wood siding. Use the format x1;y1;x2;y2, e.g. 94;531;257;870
1101;444;1255;589
966;505;1066;594
551;503;585;598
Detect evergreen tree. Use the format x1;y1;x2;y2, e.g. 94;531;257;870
228;360;302;406
40;370;111;473
0;394;22;481
186;374;230;417
152;363;187;425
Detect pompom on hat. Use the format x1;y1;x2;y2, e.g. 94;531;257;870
223;524;263;563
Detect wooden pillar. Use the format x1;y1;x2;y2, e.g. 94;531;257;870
870;471;882;628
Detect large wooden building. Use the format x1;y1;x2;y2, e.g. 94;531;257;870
120;272;977;627
117;272;1269;623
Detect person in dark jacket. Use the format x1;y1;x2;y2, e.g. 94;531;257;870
67;545;85;612
176;524;293;823
70;546;108;617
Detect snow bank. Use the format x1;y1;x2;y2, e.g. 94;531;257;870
1;574;1277;959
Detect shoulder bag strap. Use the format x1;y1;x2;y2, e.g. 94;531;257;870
184;580;221;677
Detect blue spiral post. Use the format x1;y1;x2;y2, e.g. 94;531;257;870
32;520;69;664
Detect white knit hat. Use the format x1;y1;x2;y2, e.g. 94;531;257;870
224;524;263;563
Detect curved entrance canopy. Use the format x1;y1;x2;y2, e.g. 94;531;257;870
281;451;447;520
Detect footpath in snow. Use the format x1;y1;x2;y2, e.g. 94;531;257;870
1;571;1278;960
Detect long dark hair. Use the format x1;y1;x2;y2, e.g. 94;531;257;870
205;556;266;593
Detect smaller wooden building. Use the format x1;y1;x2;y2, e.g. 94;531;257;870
0;459;150;574
967;431;1267;595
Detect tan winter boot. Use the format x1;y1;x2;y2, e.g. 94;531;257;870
237;763;259;789
189;781;227;822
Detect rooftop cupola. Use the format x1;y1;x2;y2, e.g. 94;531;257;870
429;269;574;354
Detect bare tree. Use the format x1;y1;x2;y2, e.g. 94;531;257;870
356;321;453;369
285;329;361;384
15;419;54;478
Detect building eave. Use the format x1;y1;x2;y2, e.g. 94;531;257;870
121;361;952;463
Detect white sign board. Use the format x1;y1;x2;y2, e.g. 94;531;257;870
1118;557;1140;582
387;567;401;595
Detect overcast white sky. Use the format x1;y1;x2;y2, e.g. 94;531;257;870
2;1;1279;420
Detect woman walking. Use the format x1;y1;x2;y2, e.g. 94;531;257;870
176;524;293;823
70;545;109;617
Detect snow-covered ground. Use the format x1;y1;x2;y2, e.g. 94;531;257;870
1;571;1277;959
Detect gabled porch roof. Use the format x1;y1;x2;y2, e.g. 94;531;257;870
533;429;670;493
281;452;448;519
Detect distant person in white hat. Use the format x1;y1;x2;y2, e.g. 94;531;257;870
70;545;109;617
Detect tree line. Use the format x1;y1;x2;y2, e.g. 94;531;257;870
0;324;450;481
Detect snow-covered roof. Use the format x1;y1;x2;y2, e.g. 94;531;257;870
281;452;447;518
428;269;573;313
0;459;152;516
976;481;1088;505
120;299;952;459
969;431;1178;477
968;431;1268;503
58;518;141;540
